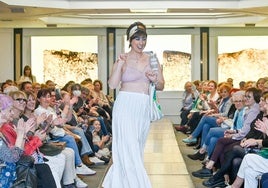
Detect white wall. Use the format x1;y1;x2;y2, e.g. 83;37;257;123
158;90;183;124
0;29;14;82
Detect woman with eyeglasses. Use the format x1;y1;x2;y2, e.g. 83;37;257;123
0;93;35;188
201;87;263;187
189;90;243;162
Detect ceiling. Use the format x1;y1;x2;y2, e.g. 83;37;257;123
1;0;268;28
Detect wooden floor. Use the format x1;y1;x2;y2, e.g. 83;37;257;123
145;118;195;188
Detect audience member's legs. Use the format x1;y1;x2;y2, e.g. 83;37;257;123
188;112;203;133
210;137;237;163
236;154;268;188
230;157;242;184
191;116;209;138
261;173;268;188
200;122;218;146
61;148;76;186
55;134;82;166
72;127;94;156
45;153;66;188
204;127;225;157
180;109;190;125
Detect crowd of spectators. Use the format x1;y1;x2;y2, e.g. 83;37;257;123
177;77;268;188
0;71;113;188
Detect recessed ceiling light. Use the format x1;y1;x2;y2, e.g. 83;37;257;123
130;9;167;13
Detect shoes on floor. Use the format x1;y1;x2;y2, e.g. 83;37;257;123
201;159;209;167
182;137;197;144
187;151;206;161
194;143;201;150
192;167;213;178
89;156;105;165
174;125;189;134
81;154;95;167
202;176;225;187
76;163;96;175
99;156;110;164
75;176;88;188
186;142;198;147
63;183;76;188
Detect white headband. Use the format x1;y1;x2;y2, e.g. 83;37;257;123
128;25;146;40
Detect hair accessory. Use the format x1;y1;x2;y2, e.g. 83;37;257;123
128;25;146;40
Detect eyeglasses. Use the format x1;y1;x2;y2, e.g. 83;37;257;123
245;95;252;99
233;100;244;103
15;98;27;103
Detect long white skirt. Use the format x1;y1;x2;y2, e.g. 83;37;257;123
102;91;152;188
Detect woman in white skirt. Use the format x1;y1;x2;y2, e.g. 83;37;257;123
102;22;165;188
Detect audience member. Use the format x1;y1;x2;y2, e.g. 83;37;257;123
18;65;36;84
20;81;33;93
182;84;232;146
34;88;96;176
175;81;199;132
227;113;268;188
0;94;35;187
201;88;262;187
32;82;42;97
188;90;242;163
239;81;246;90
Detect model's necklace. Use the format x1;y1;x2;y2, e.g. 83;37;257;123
134;53;143;63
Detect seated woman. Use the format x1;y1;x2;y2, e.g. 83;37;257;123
225;98;268;188
174;81;199;133
22;91;88;188
176;80;210;134
92;79;113;118
34;89;96;176
182;83;232;145
89;119;111;160
202;90;265;187
181;80;220;140
188;90;244;162
0;94;35;188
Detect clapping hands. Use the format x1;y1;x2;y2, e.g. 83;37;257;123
16;118;36;136
255;117;268;136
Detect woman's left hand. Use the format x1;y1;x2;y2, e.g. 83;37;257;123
145;70;157;83
241;138;256;148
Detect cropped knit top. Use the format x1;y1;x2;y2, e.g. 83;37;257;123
121;63;151;84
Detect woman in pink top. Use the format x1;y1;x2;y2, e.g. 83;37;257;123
102;22;165;188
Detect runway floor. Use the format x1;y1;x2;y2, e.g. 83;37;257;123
145;118;195;188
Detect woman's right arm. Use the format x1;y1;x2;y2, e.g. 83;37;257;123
108;54;126;89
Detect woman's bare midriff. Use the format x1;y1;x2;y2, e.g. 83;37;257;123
120;82;150;94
